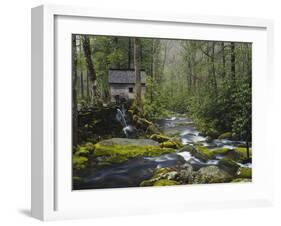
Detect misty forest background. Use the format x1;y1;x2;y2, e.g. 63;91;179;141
72;35;252;148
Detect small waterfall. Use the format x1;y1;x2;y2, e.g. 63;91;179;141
116;106;130;137
116;108;127;127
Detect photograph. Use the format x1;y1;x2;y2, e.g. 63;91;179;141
72;34;252;190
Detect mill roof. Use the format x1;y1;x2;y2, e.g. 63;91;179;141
108;69;146;84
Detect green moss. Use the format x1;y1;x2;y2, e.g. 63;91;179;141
153;167;174;177
137;117;153;126
140;168;176;187
153;179;180;186
212;148;230;155
234;147;252;160
160;141;182;149
105;155;128;164
140;179;155;187
236;167;252;178
93;143;175;164
218;132;232;140
73;155;88;170
168;131;181;138
179;145;195;153
150;134;170;143
190;145;214;161
84;142;95;152
218;158;240;175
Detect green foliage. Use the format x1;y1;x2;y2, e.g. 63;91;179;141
232;77;252;141
74;35;252;152
143;77;170;120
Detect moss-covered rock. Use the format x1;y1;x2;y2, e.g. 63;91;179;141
93;138;176;164
234;147;252;161
73;155;88;170
190;145;214;161
160;140;182;149
193;166;232;184
178;145;196;153
212;148;230;156
150;134;170;143
177;163;194;183
232;178;252;183
218;158;240;175
140;167;179;186
153;179;180;186
218;132;232;140
236;167;252;178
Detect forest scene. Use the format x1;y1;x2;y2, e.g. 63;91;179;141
72;34;252;190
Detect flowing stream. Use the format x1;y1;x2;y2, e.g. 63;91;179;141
78;115;251;189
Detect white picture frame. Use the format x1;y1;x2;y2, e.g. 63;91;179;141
31;4;274;221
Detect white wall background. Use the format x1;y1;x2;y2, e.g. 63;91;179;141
0;0;280;225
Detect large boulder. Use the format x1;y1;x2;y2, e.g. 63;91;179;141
218;158;240;175
140;163;194;186
93;138;176;165
96;138;159;146
177;163;194;184
193;166;232;184
140;167;179;186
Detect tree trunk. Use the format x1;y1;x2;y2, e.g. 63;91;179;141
72;35;78;147
247;44;252;77
230;42;236;80
187;57;192;89
161;41;168;78
134;37;142;105
221;42;226;78
79;39;84;99
80;72;84;99
82;36;97;103
211;42;217;91
86;69;90;102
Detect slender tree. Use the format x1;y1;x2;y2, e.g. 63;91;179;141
134;37;142;105
82;36;97;103
221;42;226;78
79;38;84;99
72;35;78;146
230;42;236;80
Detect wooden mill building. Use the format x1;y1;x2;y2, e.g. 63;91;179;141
108;69;146;102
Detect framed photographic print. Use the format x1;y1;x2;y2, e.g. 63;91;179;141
31;4;274;221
